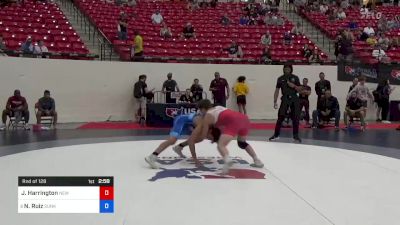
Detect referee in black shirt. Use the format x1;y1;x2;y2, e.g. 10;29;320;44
270;64;302;143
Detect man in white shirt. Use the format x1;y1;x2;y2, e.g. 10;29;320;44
363;25;375;36
372;45;387;61
33;40;49;55
320;4;328;14
360;6;369;16
151;10;163;24
260;31;272;46
337;9;346;19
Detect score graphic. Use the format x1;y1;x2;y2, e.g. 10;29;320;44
18;176;114;213
100;186;114;213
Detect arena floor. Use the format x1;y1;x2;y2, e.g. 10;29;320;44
1;127;399;225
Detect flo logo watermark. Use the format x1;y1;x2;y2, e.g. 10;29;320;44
361;11;382;20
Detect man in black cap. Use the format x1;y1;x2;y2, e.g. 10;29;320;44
269;64;302;142
162;72;180;103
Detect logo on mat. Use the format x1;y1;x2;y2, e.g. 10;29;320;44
391;70;400;80
148;157;266;182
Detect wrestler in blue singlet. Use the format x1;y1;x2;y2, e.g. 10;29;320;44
169;112;198;138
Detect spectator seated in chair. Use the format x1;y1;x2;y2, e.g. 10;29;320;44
20;37;34;54
179;89;194;103
160;23;173;39
344;91;366;131
36;90;57;128
151;10;163;24
222;41;244;58
283;31;293;45
1;89;30;130
220;14;231;26
312;90;340;130
260;46;272;64
181;22;196;39
0;34;7;56
309;49;322;63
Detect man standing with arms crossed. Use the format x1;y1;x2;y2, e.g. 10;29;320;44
209;72;229;107
269;64;302;143
299;78;311;126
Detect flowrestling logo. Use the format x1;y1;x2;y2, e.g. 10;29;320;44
360;11;382;20
165;107;197;118
148;157;266;181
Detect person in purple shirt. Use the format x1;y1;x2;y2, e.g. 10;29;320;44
209;72;229;107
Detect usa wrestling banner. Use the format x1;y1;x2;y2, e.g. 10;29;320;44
146;103;197;127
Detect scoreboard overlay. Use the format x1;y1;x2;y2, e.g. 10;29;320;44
18;176;114;213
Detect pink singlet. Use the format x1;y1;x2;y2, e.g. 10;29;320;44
207;106;250;137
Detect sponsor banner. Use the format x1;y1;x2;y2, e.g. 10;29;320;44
338;62;400;85
378;64;400;85
337;61;379;82
146;103;197;127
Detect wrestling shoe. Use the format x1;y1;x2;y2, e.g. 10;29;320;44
145;154;159;169
24;124;31;130
268;136;279;141
172;145;186;158
250;159;264;168
221;158;234;175
0;124;5;131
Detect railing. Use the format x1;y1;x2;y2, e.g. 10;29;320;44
58;0;116;61
0;50;98;59
126;54;338;65
153;91;208;104
280;1;335;53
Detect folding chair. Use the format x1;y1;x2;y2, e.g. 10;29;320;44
35;103;54;128
8;115;26;130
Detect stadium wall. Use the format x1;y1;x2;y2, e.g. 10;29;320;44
1;57;398;122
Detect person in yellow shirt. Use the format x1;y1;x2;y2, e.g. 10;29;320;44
132;30;143;59
233;76;249;115
366;33;377;46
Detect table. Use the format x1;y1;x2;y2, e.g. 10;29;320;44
389;100;400;121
